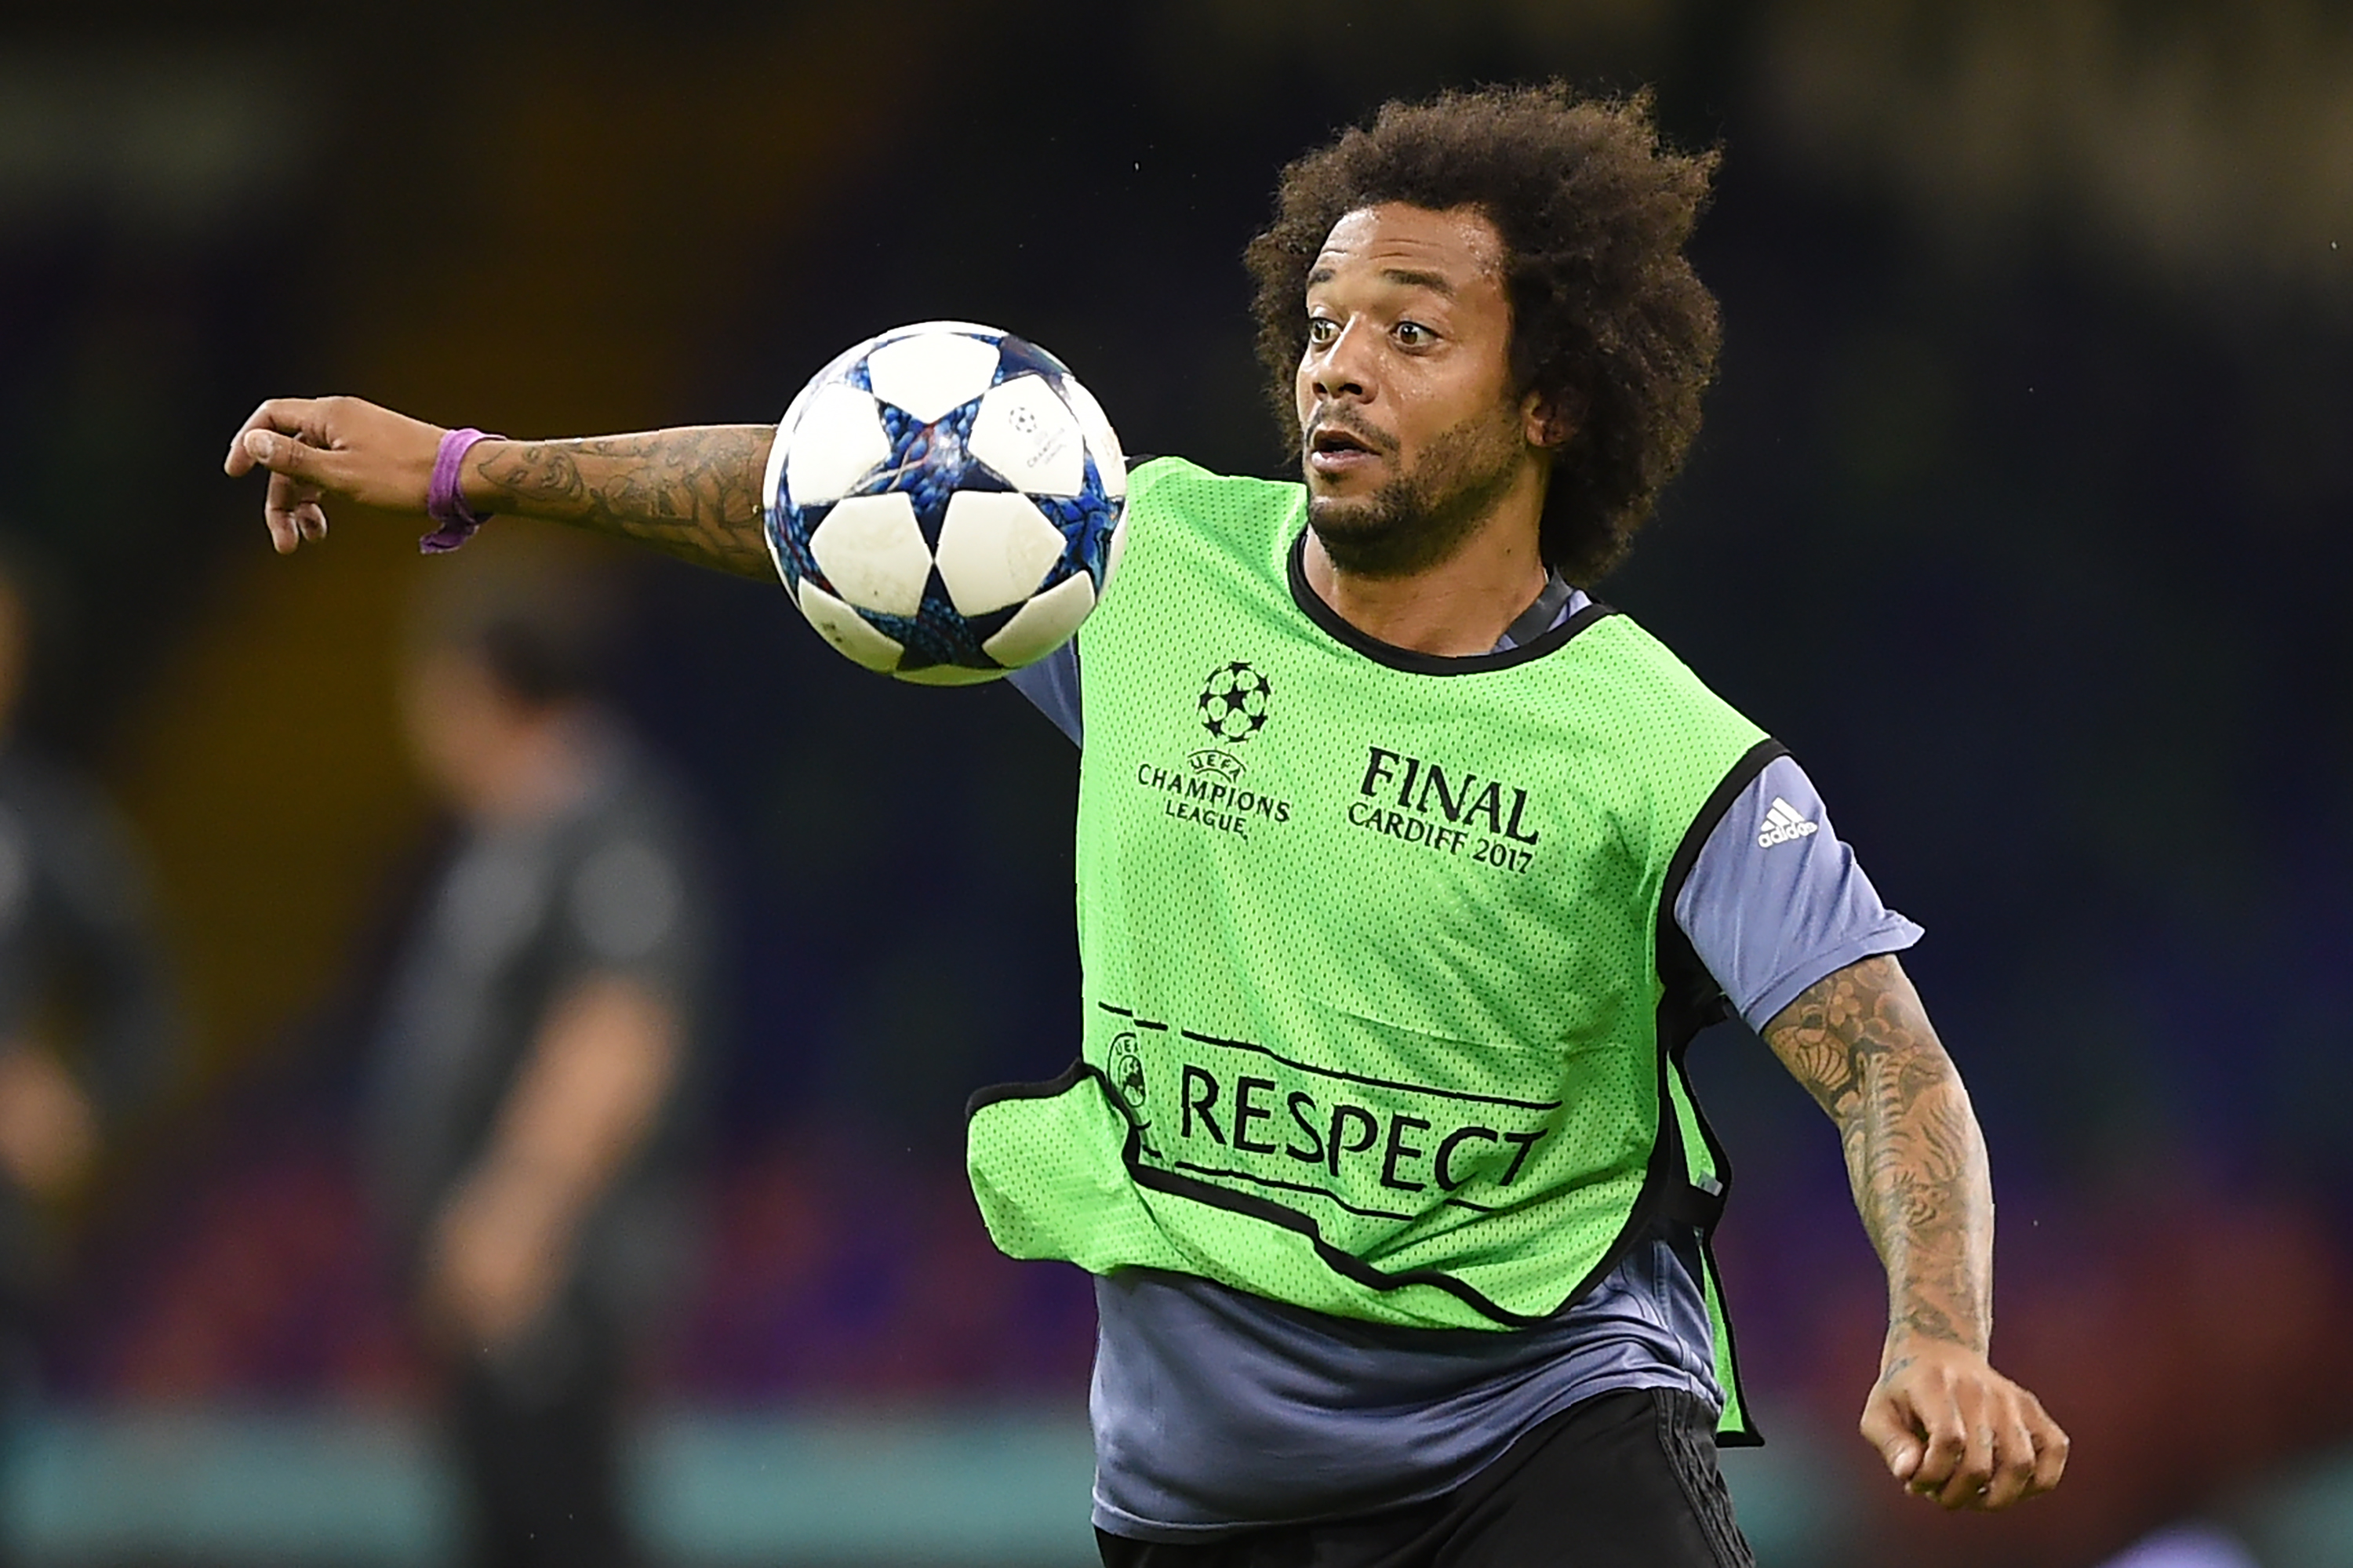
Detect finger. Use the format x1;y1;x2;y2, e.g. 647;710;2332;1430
266;469;310;515
1935;1382;1997;1509
242;427;351;488
264;471;323;554
225;397;325;475
2027;1399;2071;1497
1860;1394;1924;1484
263;499;297;554
1907;1391;1969;1497
294;501;328;541
1973;1395;2041;1511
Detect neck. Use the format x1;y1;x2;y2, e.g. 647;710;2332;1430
1301;475;1550;658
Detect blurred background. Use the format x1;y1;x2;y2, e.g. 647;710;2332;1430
0;1;2349;1564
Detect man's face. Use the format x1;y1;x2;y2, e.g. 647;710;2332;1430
1294;202;1547;577
400;645;531;813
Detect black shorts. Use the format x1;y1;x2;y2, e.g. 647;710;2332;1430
1095;1388;1755;1568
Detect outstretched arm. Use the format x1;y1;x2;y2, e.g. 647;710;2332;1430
224;396;775;578
1760;952;2068;1510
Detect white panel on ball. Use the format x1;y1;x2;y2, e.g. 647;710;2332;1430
933;492;1068;617
795;580;904;672
967;376;1087;497
882;319;1004;341
864;332;1002;424
1059;377;1129;500
784;384;892;506
806;493;933;617
894;662;1008;686
771;334;865;455
981;568;1096;669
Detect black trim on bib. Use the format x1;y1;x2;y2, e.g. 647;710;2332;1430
1693;1235;1763;1449
1656;737;1791;1027
1177;1024;1563;1111
1649;733;1789;1449
1129;1156;1553;1327
965;1057;1096;1120
1286;530;1616;675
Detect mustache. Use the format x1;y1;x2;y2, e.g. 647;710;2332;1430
1300;406;1402;457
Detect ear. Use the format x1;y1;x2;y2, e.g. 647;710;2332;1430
1520;389;1575;450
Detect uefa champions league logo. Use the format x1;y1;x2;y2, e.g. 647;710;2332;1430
1191;661;1271;782
1146;657;1294;837
1198;661;1273;743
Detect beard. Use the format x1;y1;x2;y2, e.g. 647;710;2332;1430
1303;403;1525;580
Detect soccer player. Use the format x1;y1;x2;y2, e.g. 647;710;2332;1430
227;84;2065;1567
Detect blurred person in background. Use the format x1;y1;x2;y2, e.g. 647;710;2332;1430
0;546;176;1562
371;557;711;1568
0;547;175;1362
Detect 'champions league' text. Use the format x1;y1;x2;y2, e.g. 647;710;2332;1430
1136;762;1293;840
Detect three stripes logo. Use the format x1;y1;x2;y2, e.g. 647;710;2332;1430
1757;796;1820;849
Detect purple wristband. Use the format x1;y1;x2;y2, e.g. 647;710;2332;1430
421;427;501;554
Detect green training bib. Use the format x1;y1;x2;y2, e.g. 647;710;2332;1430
967;458;1777;1441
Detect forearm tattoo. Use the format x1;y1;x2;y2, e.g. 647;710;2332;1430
475;425;775;578
1762;954;1993;1359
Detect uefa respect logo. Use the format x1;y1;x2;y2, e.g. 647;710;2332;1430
1107;1029;1159;1156
1109;1030;1148;1107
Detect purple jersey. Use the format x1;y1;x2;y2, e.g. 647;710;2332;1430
1004;585;1919;1539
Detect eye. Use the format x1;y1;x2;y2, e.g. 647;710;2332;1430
1395;320;1435;348
1305;315;1340;347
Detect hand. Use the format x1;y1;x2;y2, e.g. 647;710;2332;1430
222;397;447;554
420;1170;570;1352
0;1044;96;1197
1860;1334;2069;1510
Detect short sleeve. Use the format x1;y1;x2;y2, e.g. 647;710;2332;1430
1006;640;1084;747
555;804;706;1008
1671;755;1923;1031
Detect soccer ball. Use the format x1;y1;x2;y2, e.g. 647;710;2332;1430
762;321;1129;683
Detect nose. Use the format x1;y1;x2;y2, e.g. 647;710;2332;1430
1306;320;1374;405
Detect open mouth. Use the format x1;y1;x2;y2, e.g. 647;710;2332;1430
1310;427;1375;456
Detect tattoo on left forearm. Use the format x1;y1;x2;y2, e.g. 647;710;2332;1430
1762;954;1992;1360
474;425;775;578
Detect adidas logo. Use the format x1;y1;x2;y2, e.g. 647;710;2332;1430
1757;797;1820;849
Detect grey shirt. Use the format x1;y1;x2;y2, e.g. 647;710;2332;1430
0;749;174;1117
368;726;711;1331
1006;585;1922;1540
0;748;176;1311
